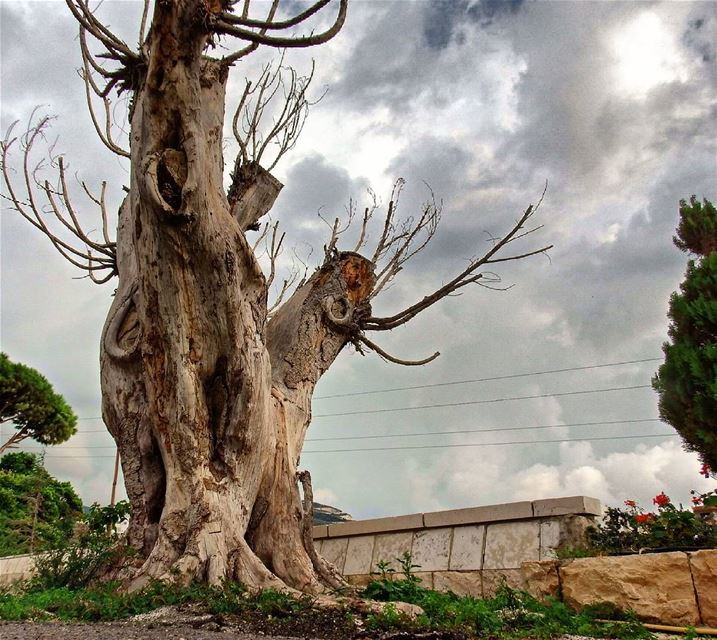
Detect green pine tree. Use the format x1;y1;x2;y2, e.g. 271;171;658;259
0;353;77;455
653;196;717;470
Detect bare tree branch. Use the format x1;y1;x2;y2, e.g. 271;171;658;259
65;0;138;62
217;0;347;61
311;179;551;339
370;183;442;300
1;113;117;284
229;58;318;182
222;0;280;65
362;185;552;332
221;0;332;30
79;29;131;159
357;335;440;367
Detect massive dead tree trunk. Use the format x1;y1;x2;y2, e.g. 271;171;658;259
2;0;552;592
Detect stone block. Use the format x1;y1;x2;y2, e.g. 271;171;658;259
321;537;349;573
424;501;533;528
483;521;540;569
327;513;423;538
482;569;527;598
689;549;717;626
411;528;452;571
532;496;602;517
346;574;373;588
414;571;434;590
540;516;596;559
0;554;35;585
313;524;329;539
314;539;324;555
343;535;375;575
539;519;561;560
521;561;560;600
433;571;482;597
449;525;485;570
560;552;700;626
372;532;413;572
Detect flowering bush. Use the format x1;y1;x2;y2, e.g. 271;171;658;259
587;467;717;554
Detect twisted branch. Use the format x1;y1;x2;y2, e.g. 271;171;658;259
357;335;440;367
219;0;347;63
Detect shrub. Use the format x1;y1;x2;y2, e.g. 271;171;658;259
0;452;83;556
30;501;130;591
588;492;717;554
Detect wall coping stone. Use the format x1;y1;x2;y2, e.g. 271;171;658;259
532;496;602;517
313;496;601;539
327;513;423;538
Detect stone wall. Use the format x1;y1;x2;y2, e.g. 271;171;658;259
312;495;601;594
520;550;717;628
0;554;35;586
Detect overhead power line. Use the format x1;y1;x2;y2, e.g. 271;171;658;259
22;418;663;447
313;384;652;418
303;433;677;454
305;418;662;441
75;384;654;427
314;357;662;400
28;432;677;459
72;356;661;421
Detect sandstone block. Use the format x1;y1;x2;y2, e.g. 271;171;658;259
424;501;532;528
314;539;324;555
483;521;540;569
450;525;485;570
560;552;700;626
689;549;717;626
433;571;482;597
414;571;434;590
411;528;452;571
481;569;527;598
520;561;560;600
321;537;349;573
343;535;375;575
346;574;373;588
371;532;413;572
532;496;602;517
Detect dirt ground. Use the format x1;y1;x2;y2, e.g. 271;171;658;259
0;621;300;639
0;620;467;640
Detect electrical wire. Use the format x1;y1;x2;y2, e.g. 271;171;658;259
312;384;652;418
25;432;677;459
19;418;664;447
302;433;677;454
71;357;662;421
314;357;662;399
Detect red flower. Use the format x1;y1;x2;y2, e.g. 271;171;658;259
701;463;711;478
692;496;703;505
653;492;670;507
635;514;654;524
624;500;637;508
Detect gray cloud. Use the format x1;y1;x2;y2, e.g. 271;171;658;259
1;1;715;517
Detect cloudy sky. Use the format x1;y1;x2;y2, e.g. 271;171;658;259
1;0;716;519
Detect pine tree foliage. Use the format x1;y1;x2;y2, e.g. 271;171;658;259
653;197;717;469
0;353;77;453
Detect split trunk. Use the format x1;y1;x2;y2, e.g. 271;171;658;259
100;2;374;592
